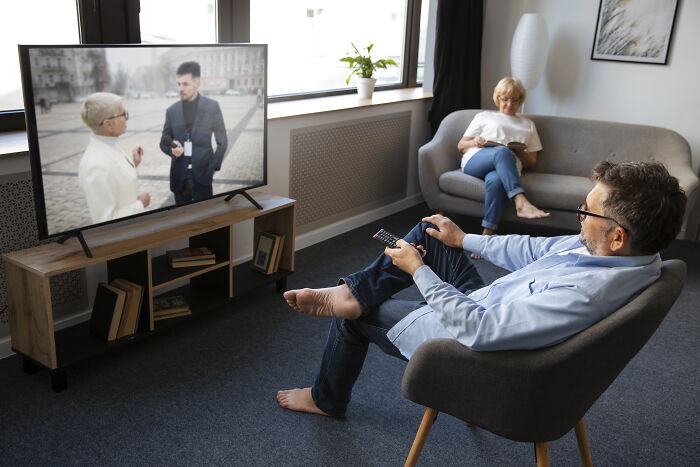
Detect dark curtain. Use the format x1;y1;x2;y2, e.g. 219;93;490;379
428;0;483;135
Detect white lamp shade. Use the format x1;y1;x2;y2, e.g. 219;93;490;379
510;13;549;90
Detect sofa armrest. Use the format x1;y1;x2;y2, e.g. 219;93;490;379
419;110;481;209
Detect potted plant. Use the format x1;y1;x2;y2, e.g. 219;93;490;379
340;43;397;98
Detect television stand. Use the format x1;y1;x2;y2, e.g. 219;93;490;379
3;194;296;391
57;230;93;258
226;190;263;209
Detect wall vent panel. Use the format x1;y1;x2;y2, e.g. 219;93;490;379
290;112;411;229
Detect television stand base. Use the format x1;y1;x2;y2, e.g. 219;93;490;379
226;190;263;209
57;230;93;258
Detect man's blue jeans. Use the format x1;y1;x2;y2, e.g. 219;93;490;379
463;146;525;230
310;222;485;416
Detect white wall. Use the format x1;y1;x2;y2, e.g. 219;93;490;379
483;0;700;235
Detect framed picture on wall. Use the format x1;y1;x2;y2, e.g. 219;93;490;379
591;0;679;65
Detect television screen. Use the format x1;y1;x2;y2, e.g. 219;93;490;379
18;43;267;239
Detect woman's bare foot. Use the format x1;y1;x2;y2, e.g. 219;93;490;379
277;388;329;416
513;194;550;219
471;228;495;260
283;284;362;319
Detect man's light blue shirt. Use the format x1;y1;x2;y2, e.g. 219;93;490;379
386;234;661;358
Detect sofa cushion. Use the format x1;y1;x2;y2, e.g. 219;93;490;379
439;170;593;211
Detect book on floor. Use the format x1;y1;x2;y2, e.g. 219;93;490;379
110;278;144;338
166;246;215;263
484;140;527;150
153;295;190;317
89;282;127;341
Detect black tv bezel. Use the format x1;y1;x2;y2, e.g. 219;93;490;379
18;42;268;241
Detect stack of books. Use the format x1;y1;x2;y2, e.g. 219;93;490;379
165;246;216;268
152;295;192;321
89;279;144;341
251;232;285;275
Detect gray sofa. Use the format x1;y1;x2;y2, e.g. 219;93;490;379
419;109;699;239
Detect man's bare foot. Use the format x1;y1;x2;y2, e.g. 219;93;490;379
471;228;495;260
277;388;329;416
513;194;550;219
283;284;362;319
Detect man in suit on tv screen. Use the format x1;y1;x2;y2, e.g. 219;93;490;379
160;61;228;204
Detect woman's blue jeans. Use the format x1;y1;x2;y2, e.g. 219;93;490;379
463;146;525;230
310;222;485;416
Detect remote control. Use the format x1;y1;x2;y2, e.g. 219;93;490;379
373;229;401;248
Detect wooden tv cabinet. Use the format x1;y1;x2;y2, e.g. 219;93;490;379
3;194;295;391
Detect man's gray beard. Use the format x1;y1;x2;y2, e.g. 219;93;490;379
579;231;595;254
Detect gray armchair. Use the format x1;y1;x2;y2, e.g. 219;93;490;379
401;259;686;466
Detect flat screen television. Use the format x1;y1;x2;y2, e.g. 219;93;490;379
18;43;267;246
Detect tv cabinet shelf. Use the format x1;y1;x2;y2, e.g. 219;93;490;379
3;194;296;391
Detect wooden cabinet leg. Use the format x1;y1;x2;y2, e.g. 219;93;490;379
51;371;67;392
276;277;287;293
22;357;40;375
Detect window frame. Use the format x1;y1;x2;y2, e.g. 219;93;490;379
0;0;424;131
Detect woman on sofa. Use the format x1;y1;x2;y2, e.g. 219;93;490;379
457;77;549;243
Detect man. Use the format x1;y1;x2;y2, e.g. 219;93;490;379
160;61;228;204
79;92;150;223
278;160;686;417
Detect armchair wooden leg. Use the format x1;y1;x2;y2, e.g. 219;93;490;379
405;407;438;467
574;418;593;467
534;442;550;467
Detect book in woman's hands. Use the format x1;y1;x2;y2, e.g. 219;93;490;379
484;140;527;150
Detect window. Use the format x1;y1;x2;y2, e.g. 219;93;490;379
250;1;408;96
140;0;217;43
0;0;79;113
416;0;431;84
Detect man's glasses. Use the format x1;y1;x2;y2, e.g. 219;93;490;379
499;96;520;103
100;111;129;125
576;204;628;231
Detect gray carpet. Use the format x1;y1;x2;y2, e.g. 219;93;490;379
0;203;698;466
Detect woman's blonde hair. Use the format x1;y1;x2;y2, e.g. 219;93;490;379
492;77;526;108
80;92;122;132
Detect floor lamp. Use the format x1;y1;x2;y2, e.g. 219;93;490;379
510;13;548;113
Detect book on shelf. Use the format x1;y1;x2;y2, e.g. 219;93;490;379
252;232;284;275
272;235;286;273
89;282;127;341
153;295;190;319
154;309;192;321
166;246;216;268
110;278;144;338
484;140;527;150
168;257;217;268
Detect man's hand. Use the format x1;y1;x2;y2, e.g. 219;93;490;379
132;146;144;167
138;192;151;208
421;214;466;248
172;140;184;157
384;240;425;276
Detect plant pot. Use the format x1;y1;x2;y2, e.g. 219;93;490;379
356;77;377;98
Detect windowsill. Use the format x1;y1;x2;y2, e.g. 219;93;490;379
268;87;433;120
0;88;433;158
0;131;28;159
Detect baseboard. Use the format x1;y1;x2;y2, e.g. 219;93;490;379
295;193;424;251
0;194;424;361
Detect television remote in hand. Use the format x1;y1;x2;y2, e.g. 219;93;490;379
373;229;402;248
